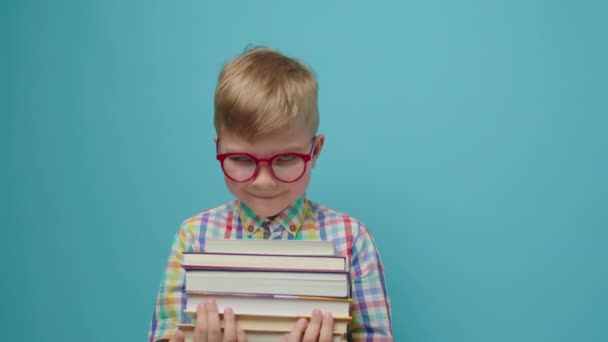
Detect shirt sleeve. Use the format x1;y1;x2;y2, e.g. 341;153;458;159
147;222;198;342
348;224;393;341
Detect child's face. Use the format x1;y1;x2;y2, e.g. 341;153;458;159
216;122;324;218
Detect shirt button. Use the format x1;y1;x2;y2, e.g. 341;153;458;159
289;225;296;232
247;226;254;232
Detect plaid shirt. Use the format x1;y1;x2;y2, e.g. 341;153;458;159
148;196;393;341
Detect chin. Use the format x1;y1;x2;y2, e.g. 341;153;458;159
240;192;295;218
246;200;287;218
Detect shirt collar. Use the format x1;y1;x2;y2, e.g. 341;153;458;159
238;195;309;237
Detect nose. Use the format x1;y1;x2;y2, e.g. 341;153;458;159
251;162;277;186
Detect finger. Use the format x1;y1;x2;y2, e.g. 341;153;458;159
194;301;209;342
171;330;185;342
236;328;247;342
288;318;308;342
206;299;222;341
318;312;334;342
222;307;237;342
280;333;290;342
302;310;322;342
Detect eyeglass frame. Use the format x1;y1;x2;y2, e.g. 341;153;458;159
215;137;317;183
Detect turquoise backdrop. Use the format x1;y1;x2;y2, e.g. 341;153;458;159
4;0;607;341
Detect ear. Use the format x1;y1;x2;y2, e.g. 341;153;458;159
214;135;219;143
311;134;325;168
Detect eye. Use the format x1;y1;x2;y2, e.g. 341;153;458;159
228;155;255;164
277;155;296;162
273;154;300;166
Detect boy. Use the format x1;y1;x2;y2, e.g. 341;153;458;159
148;47;393;341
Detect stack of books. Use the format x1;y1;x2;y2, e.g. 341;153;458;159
177;239;352;342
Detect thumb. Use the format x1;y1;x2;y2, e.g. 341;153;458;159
170;330;185;342
237;328;248;342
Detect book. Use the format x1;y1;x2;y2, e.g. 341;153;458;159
203;239;337;256
179;239;352;340
182;252;346;272
178;324;345;342
184;268;350;298
185;292;351;318
177;313;349;339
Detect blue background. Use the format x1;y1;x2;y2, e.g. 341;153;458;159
4;1;607;341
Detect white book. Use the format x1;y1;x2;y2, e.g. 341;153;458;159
184;269;350;298
203;239;337;256
182;252;346;272
185;292;351;318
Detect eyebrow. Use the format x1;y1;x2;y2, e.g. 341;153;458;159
220;142;310;155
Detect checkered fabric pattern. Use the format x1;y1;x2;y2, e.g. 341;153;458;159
148;195;393;341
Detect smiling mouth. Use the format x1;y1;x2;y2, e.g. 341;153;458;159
251;193;281;200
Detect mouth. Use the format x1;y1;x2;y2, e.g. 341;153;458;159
250;193;281;200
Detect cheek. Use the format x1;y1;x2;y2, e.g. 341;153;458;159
225;177;243;195
289;170;312;194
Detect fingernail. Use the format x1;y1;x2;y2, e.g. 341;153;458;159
313;309;321;316
225;307;233;315
324;312;332;319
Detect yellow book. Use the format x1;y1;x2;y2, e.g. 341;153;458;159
179;313;350;334
178;317;347;342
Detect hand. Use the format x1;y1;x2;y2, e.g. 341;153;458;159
281;310;334;342
170;299;247;342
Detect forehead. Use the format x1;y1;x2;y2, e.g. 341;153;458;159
219;123;313;155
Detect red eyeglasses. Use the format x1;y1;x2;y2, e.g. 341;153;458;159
216;138;316;183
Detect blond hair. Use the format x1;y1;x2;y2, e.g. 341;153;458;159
214;47;319;139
